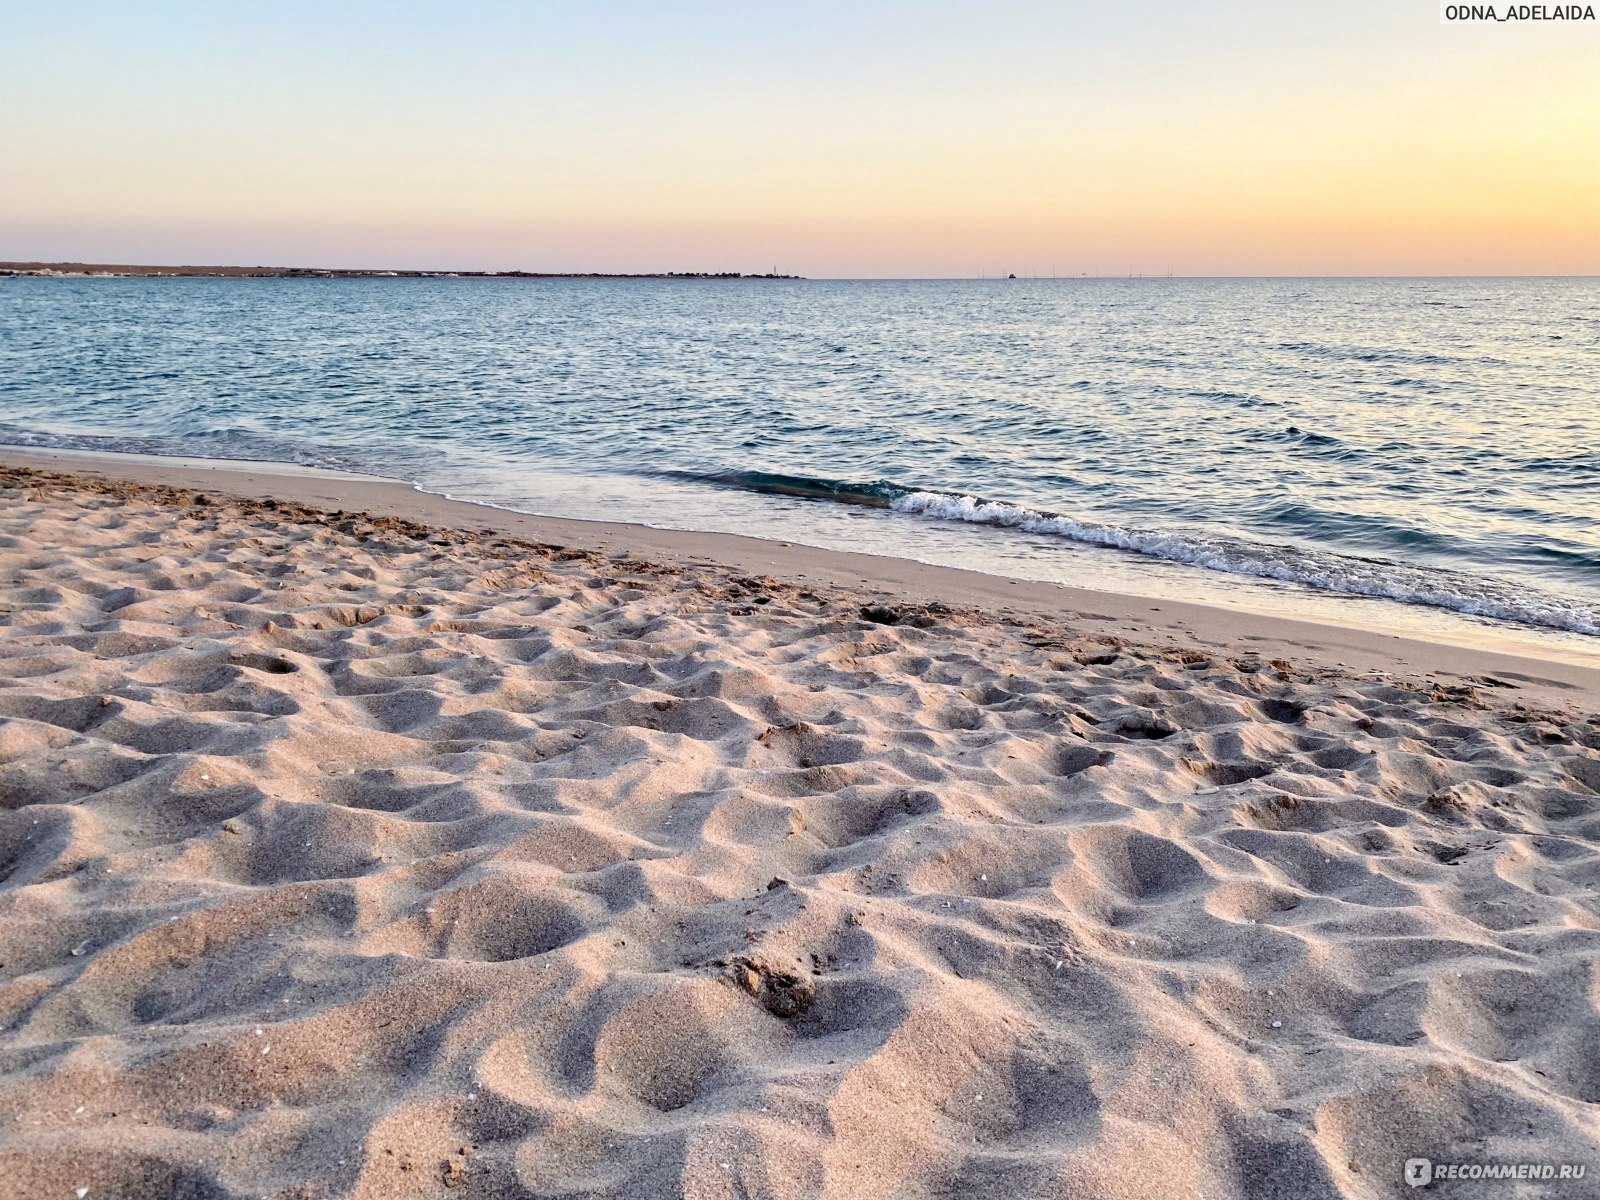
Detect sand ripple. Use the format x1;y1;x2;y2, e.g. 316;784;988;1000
1;470;1599;1199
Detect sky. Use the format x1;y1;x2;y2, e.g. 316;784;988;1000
3;1;1597;277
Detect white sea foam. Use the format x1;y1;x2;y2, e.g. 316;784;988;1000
890;491;1600;637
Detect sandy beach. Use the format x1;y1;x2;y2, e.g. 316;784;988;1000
2;454;1598;1200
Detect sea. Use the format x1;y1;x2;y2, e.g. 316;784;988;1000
2;275;1596;654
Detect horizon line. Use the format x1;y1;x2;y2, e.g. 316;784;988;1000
4;261;1598;282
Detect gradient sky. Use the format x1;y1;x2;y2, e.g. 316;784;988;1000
4;1;1597;276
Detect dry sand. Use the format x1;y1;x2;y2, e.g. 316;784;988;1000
1;459;1598;1200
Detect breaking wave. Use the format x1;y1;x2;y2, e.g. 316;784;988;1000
695;471;1600;637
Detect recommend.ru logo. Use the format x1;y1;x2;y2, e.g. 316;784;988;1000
1404;1156;1589;1187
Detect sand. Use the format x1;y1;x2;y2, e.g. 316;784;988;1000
1;459;1598;1200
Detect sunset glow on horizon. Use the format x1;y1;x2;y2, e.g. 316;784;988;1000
4;1;1597;277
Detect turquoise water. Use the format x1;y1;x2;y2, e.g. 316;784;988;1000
2;276;1597;637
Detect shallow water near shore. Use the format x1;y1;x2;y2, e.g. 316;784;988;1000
3;275;1596;644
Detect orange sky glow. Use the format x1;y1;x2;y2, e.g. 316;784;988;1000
3;2;1597;276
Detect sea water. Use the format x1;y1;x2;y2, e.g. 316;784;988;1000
2;275;1595;646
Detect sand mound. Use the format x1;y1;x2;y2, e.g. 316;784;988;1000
1;468;1598;1199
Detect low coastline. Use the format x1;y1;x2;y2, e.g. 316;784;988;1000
0;263;803;279
2;455;1599;1198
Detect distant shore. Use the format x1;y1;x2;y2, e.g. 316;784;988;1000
0;262;802;279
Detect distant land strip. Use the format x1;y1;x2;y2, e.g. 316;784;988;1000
0;262;803;279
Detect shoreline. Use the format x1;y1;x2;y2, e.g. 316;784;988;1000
0;263;803;280
3;445;1596;712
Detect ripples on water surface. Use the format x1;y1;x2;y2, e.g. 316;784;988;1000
2;277;1596;643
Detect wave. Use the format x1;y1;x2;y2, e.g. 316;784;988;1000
1274;342;1497;368
677;470;904;507
0;423;407;479
6;428;1596;639
691;470;1600;637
